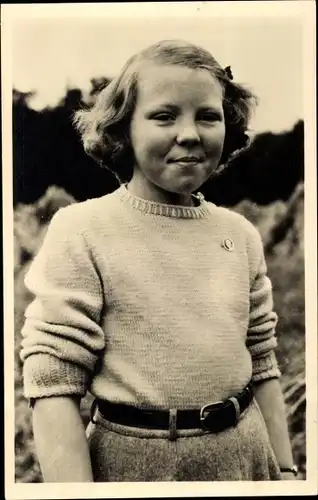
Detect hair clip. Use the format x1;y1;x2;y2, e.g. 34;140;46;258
224;66;233;80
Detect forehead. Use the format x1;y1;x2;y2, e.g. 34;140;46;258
135;63;223;107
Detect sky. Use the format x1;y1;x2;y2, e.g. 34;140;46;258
10;4;305;134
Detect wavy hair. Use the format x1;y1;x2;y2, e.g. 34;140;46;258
73;39;257;182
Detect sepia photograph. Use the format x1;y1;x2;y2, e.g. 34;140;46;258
2;1;317;498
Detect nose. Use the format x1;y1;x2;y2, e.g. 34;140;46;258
175;120;201;145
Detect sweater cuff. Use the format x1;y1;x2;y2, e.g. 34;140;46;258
252;350;281;383
23;353;90;400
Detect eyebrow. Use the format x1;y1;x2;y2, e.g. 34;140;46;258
146;104;179;112
146;104;223;113
199;106;223;114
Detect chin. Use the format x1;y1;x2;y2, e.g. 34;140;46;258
169;178;207;195
159;183;193;196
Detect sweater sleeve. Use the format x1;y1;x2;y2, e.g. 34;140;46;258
246;224;281;383
20;206;106;399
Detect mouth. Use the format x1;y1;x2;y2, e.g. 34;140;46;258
169;156;204;164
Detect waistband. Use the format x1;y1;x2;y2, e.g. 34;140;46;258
92;382;254;440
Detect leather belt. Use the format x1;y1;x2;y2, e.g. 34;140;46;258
93;382;254;433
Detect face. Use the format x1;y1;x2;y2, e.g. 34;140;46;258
129;63;226;201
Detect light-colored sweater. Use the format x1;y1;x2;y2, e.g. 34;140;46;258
20;185;280;409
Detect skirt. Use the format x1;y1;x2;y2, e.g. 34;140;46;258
86;398;282;482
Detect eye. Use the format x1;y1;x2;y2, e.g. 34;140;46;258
150;112;175;122
197;111;222;122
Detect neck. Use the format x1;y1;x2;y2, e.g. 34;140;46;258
127;177;195;207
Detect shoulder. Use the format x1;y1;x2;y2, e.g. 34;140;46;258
48;188;121;236
25;189;123;283
207;202;261;242
206;202;264;269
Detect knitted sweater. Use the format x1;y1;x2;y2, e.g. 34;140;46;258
21;185;280;409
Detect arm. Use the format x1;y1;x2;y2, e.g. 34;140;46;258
254;378;295;479
21;207;105;400
246;225;295;478
20;208;106;481
32;396;93;482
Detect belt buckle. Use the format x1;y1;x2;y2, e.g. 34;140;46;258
199;400;224;431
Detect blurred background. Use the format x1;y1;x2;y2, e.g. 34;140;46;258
12;14;305;482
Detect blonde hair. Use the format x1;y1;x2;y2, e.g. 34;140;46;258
73;39;257;182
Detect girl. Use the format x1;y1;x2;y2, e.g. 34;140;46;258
20;40;297;482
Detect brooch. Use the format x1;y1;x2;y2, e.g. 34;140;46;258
222;238;234;251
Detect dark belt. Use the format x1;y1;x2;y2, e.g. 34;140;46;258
93;382;254;433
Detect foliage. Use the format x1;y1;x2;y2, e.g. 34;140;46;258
13;85;118;206
15;263;42;483
201;120;304;206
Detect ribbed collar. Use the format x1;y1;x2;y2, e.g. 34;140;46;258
117;184;210;219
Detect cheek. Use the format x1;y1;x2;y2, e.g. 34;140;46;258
140;131;173;158
204;126;226;155
131;123;171;156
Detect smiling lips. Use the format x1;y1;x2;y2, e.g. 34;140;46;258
169;156;204;164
